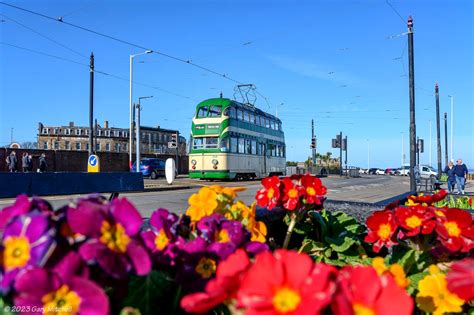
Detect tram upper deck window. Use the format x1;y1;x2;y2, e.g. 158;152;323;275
244;111;250;123
193;138;204;149
224;107;236;118
206;137;218;148
196;106;208;118
237;109;244;120
209;105;222;117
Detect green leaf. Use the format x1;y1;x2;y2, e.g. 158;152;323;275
345;223;365;234
0;297;14;315
326;236;356;253
396;249;416;273
406;272;428;295
122;270;176;315
309;211;328;238
293;222;314;235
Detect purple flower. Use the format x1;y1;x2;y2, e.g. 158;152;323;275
141;209;183;265
0;195;30;233
196;214;249;260
0;212;55;294
14;252;108;315
67;197;151;279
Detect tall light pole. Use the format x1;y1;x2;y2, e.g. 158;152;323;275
135;96;154;173
429;120;432;166
367;139;370;170
129;50;152;170
448;95;454;161
407;16;417;192
276;102;284;118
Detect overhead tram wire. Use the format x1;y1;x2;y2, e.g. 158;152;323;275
0;1;244;86
385;0;405;24
0;13;88;59
0;41;197;102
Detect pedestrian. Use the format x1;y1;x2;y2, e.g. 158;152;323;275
453;159;468;195
7;151;17;172
39;153;47;173
22;152;29;172
28;154;33;172
444;160;456;193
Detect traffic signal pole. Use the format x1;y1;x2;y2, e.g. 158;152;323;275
407;16;417;192
435;83;442;177
339;131;343;176
311;119;316;167
176;131;179;175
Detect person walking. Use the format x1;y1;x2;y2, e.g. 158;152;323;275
39;153;47;173
453;159;468;195
22;152;29;172
28;154;33;172
7;151;17;172
444;160;456;193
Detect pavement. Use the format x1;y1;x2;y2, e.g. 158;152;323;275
0;175;471;219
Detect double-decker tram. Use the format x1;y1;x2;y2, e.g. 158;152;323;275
189;98;286;180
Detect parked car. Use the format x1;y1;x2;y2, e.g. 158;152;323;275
368;168;378;175
399;165;410;176
359;168;367;174
392;168;401;175
131;158;165;179
402;165;438;179
385;168;392;175
375;169;385;175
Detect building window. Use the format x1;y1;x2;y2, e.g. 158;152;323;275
105;143;110;151
54;141;59;150
53;128;58;134
123;131;127;138
43;141;48;149
86;143;89;151
65;141;71;150
42;128;49;134
114;143;121;152
75;129;81;136
96;143;101;151
76;142;81;150
105;130;110;137
114;131;119;137
85;130;89;136
65;129;71;135
123;143;128;151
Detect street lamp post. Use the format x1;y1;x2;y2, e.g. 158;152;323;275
448;95;454;161
129;50;152;170
276;102;284;118
367;139;370;170
135;96;154;173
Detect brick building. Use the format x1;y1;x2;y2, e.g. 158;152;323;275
37;121;187;155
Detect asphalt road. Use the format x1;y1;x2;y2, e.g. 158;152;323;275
0;175;413;218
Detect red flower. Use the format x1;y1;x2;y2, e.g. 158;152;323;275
181;249;251;313
301;173;327;205
394;205;436;237
237;250;337;315
435;208;474;252
256;176;281;210
364;210;398;253
332;266;413;315
446;258;474;301
281;178;303;211
407;190;447;205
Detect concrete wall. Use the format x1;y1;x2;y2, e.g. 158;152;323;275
0;148;189;174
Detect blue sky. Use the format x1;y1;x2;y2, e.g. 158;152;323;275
1;0;472;168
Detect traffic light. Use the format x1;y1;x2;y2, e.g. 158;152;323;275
332;138;340;148
342;138;347;151
418;138;424;153
169;133;178;148
311;137;316;149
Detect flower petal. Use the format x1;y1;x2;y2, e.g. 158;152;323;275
127;240;151;276
111;198;143;236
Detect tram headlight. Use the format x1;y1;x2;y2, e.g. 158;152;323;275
191;159;197;165
212;159;218;169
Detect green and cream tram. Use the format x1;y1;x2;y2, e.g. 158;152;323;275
189;98;286;180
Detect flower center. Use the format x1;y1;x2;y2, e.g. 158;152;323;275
267;188;275;199
217;229;231;243
288;188;298;199
154;229;169;251
377;223;392;240
306;187;316;196
353;303;375;315
444;222;461;237
272;287;301;313
405;215;422;229
99;221;130;253
41;284;81;315
195;257;216;279
434;210;445;217
3;236;31;271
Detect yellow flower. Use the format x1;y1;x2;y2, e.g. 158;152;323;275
371;257;410;289
230;200;252;220
405;198;419;206
186;187;218;222
209;185;246;199
248;218;267;242
416;265;465;315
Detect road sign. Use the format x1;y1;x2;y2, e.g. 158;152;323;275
165;158;176;184
87;154;100;173
168;142;177;149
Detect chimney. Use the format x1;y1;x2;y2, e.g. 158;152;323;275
69;122;74;127
104;121;109;129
